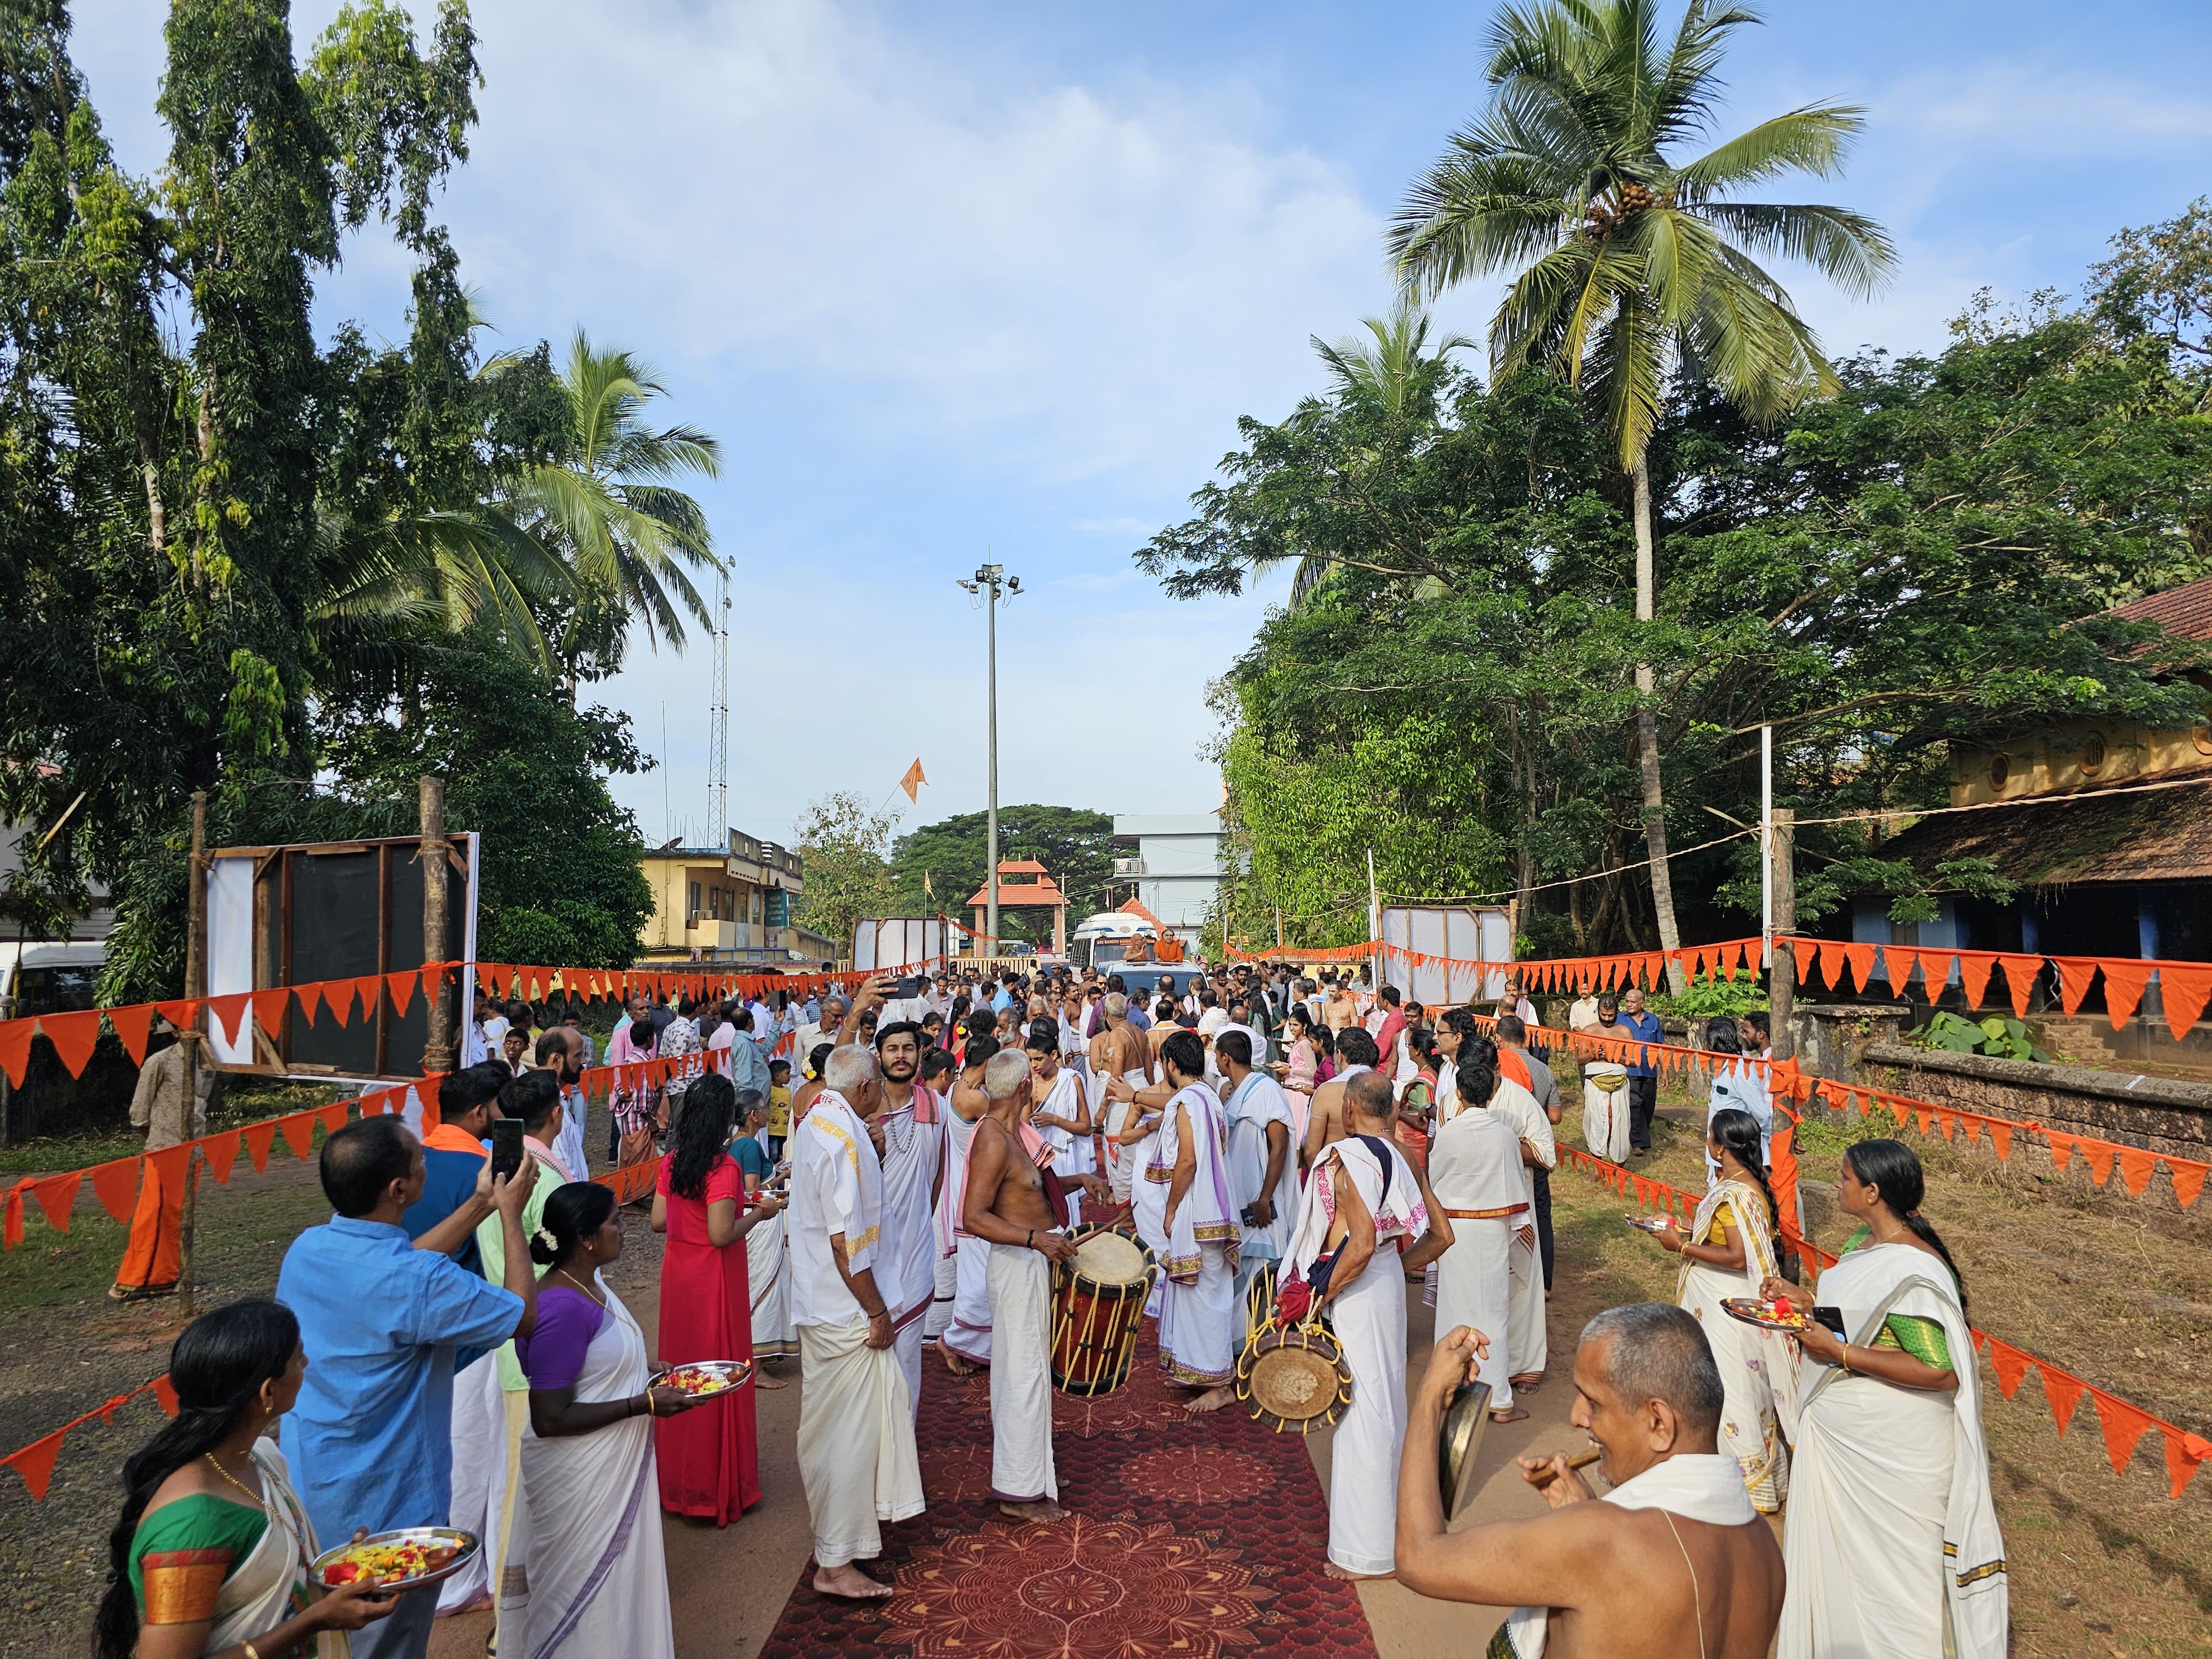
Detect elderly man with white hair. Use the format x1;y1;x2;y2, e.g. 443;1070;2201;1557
789;1042;924;1600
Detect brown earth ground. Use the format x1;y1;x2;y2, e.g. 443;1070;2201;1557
3;1070;2208;1657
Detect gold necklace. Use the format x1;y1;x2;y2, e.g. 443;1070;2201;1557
556;1265;607;1308
204;1451;266;1513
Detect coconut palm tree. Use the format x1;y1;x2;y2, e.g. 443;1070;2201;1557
1388;0;1893;983
488;331;724;687
1284;298;1473;609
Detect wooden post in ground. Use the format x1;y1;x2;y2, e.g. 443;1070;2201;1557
177;791;207;1315
420;776;455;1074
1768;808;1796;1061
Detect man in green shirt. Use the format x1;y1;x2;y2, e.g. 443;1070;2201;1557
465;1071;568;1645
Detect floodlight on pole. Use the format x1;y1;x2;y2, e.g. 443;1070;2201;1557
958;562;1018;951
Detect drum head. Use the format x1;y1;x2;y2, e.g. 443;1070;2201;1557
1437;1380;1493;1520
1246;1340;1345;1426
1072;1230;1148;1286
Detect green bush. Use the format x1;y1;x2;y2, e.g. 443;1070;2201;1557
1910;1009;2047;1063
1650;971;1767;1020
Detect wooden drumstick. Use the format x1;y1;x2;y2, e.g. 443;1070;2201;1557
1528;1447;1603;1488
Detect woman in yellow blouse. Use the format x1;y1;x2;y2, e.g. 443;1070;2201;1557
1649;1107;1796;1510
1763;1139;2006;1659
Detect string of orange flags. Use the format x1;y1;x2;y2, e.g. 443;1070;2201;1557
1556;1144;2212;1500
0;957;940;1087
1;1152;668;1501
1475;1017;2208;1212
1227;931;2212;1040
2;1041;756;1256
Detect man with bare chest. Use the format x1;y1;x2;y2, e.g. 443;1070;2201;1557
962;1049;1077;1522
1396;1305;1784;1659
1302;1026;1381;1171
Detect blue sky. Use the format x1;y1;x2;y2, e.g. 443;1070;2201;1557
74;0;2212;851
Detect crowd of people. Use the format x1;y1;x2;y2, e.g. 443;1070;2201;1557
96;957;2003;1659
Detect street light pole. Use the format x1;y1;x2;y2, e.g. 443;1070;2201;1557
958;563;1020;953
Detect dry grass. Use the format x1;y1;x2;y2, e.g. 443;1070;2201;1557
1541;1060;2212;1657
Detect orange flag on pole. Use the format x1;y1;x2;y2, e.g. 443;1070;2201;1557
900;758;927;803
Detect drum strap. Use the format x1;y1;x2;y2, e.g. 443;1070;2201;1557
1443;1204;1530;1219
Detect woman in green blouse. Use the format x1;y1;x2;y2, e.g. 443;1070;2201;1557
1761;1138;2007;1659
96;1300;395;1659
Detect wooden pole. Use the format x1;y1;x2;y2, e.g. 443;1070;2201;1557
420;776;455;1074
176;791;207;1315
1768;808;1796;1062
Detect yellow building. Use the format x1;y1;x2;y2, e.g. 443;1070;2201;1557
637;831;833;967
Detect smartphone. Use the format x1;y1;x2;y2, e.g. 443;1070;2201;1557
489;1118;525;1181
1809;1306;1846;1337
884;974;920;999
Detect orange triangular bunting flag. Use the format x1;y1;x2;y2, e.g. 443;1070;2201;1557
0;1018;31;1087
2098;960;2152;1030
2168;1160;2205;1208
1983;1334;2032;1400
33;1171;80;1232
252;988;291;1037
386;971;417;1018
208;993;251;1046
2039;1362;2086;1434
1917;950;1955;997
109;1004;155;1065
1790;937;1816;982
2091;1390;2154;1477
1956;952;1995;1010
2050;957;2099;1016
201;1130;239;1185
2159;964;2212;1042
279;1113;315;1161
38;1010;101;1077
155;999;202;1038
2046;1131;2075;1171
244;1120;277;1174
296;981;325;1025
1995;954;2042;1016
2078;1139;2115;1185
1880;945;1916;997
152;1375;180;1417
2167;1430;2211;1499
1842;943;1877;993
2115;1147;2157;1196
319;1103;349;1137
1989;1120;2013;1160
3;1430;66;1500
90;1159;140;1223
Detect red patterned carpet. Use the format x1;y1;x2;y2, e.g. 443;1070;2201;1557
756;1330;1382;1659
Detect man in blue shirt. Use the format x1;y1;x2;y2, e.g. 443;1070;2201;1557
399;1063;504;1273
279;1114;540;1659
1618;987;1665;1156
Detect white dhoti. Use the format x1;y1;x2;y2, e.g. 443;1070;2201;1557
985;1243;1058;1503
1326;1237;1408;1575
748;1207;797;1359
892;1309;926;1425
436;1353;504;1612
1156;1241;1236;1386
1130;1145;1166;1320
925;1245;957;1339
945;1235;993;1363
1433;1218;1515;1413
796;1317;925;1569
1582;1063;1631;1162
1507;1225;1547;1378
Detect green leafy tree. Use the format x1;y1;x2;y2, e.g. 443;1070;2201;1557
792;791;899;957
491;332;725;689
889;806;1115;938
1387;0;1895;984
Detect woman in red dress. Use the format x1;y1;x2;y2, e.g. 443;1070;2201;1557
649;1071;783;1523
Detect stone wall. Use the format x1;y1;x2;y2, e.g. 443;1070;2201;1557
1850;1040;2210;1219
